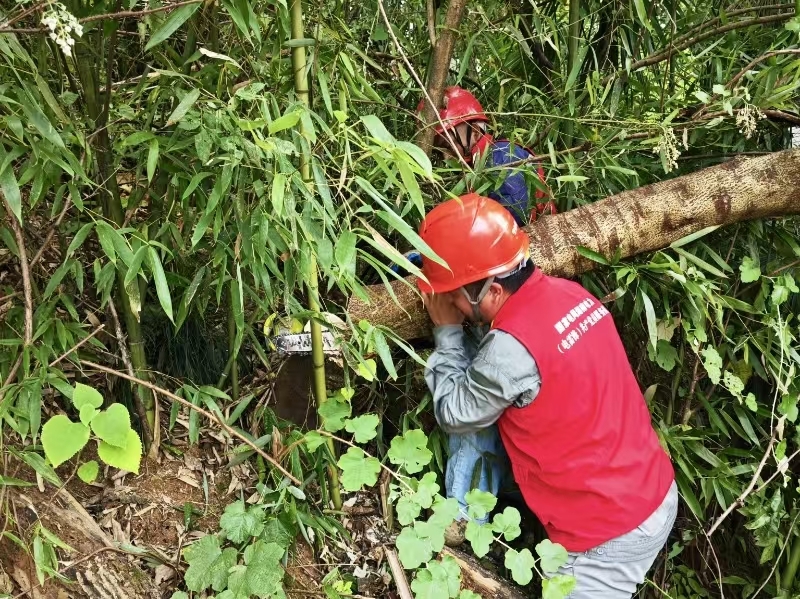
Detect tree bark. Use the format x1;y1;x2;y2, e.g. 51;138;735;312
347;150;800;341
416;0;469;155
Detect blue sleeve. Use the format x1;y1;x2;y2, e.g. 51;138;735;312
486;142;534;226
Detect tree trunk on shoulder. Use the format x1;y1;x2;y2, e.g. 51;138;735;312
347;150;800;340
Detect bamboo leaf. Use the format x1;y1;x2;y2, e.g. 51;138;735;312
167;89;201;126
640;289;658;350
148;247;174;322
0;161;22;222
145;2;201;50
147;139;159;183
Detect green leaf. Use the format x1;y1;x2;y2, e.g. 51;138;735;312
465;521;494;558
98;429;142;474
779;395;798;423
504;548;536;585
535;539;569;574
319;398;350;432
360;115;394;144
356;358;377;381
745;392;757;412
723;371;745;398
147;139;159;183
739;256;761;283
269;111;301;134
372;329;397;380
337;447;381;491
90;403;132;449
167;89;201;125
185;535;237;593
335;231;357;278
388;429;433;474
121;131;156;147
555;175;588;183
459;591;481;599
396;526;433;569
66;223;94;257
79;405;100;426
0;160;22;223
396;495;422;525
243;541;285;598
182;171;213;200
429;496;460;528
148;247;174;322
41;416;90;468
414;472;440;509
304;430;328;452
640;290;658;350
344;414;379;443
701;346;723;384
542;575;577;599
145;2;201;50
491;506;522;541
77;460;99;483
271;173;286;217
465;489;497;520
220;501;265;543
124;245;149;287
575;246;609;265
410;557;462;599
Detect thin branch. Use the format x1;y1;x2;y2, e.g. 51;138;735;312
49;325;105;367
385;548;413;599
0;1;47;29
80;360;302;485
2;197;32;347
707;430;778;536
30;196;72;269
727;49;800;90
425;0;437;47
0;0;201;34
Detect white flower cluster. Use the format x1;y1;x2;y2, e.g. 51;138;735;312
41;3;83;57
654;127;680;173
736;103;765;140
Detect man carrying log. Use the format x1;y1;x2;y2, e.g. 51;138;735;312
418;192;677;598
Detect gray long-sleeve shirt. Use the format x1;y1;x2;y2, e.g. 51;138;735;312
424;325;542;434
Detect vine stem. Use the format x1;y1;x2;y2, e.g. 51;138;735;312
80;360;301;485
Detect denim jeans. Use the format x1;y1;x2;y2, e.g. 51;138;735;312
446;426;509;523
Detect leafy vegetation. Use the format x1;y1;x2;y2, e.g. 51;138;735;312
1;0;800;596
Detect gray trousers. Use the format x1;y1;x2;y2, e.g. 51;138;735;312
553;481;679;598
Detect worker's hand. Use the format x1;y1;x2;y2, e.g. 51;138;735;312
422;292;465;327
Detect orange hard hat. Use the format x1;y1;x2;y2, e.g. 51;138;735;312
416;87;488;135
417;194;529;294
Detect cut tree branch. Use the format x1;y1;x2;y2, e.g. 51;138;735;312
347;150;800;341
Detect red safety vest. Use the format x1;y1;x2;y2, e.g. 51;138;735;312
493;268;674;552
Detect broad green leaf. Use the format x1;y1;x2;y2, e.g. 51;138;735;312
491;506;522;541
344;414;379;443
701;347;722;384
504;548;536;585
779;395;798;422
535;539;569;574
318;398;350;432
396;526;433;569
334;231;357;277
185;535;236;592
745;393;757;412
90;404;132;449
79;405;100;426
77;460;99;483
356;358;377;381
66;223;95;257
41;416;90;468
269;111;301;134
388;429;432;474
0;160;21;222
145;2;201;50
414;472;440;508
98;429;142;474
182;171;213;200
167;89;201;125
271;173;286;216
360;115;394;144
120;131;156;147
243;541;285;598
147;139;159;183
148;247;174;322
304;430;327;452
542;575;577;599
23;103;65;149
410;557;461;599
429;496;460;528
220;501;265;543
124;245;149;288
465;489;497;520
396;495;422;525
337;447;381;491
465;521;494;558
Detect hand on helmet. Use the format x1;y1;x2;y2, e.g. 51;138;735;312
422;292;465;327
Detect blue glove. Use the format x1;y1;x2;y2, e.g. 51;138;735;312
389;251;423;274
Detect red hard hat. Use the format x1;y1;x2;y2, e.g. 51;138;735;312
417;194;529;294
416;87;489;135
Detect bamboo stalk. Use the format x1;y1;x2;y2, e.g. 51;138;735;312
289;0;342;509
